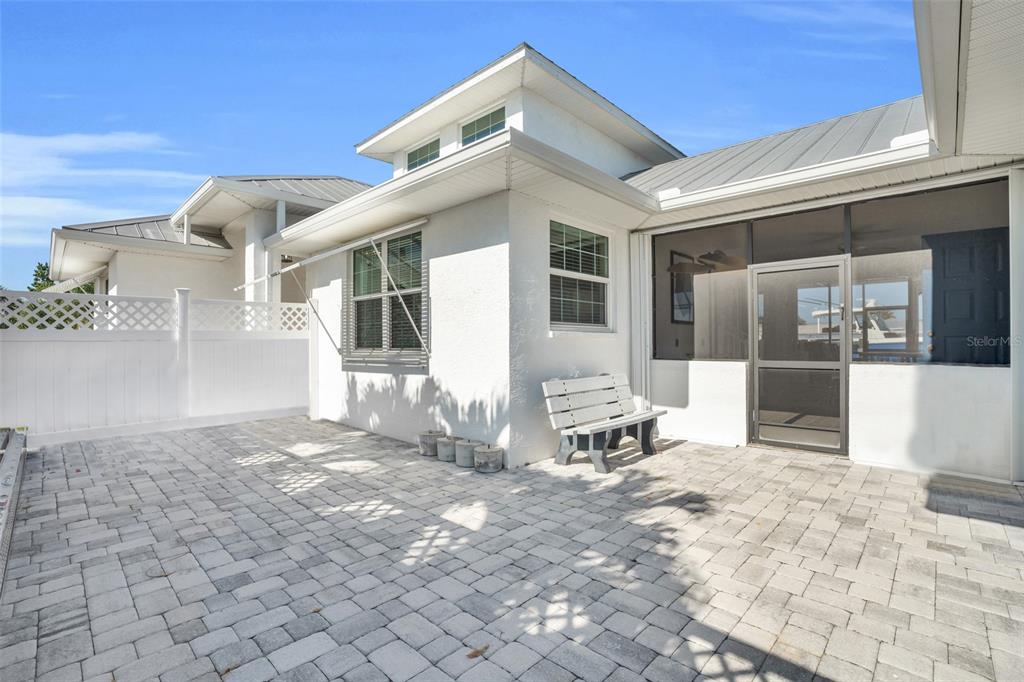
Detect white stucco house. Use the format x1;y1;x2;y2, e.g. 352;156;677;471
50;1;1024;483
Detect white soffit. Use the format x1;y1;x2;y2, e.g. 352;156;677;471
959;0;1024;155
355;44;681;164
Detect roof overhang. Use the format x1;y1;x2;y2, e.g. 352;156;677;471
355;44;682;165
270;128;658;257
642;154;1020;231
50;228;232;282
914;0;1024;155
170;176;337;229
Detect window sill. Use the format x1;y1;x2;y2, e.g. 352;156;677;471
342;351;427;370
548;325;615;337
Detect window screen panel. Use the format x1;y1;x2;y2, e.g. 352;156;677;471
355;298;383;349
549;221;608;278
387;232;422;291
407;139;440;171
550;275;606;326
389;293;422;349
462;107;506;145
352;246;381;297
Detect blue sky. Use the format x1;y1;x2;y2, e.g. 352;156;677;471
0;1;921;289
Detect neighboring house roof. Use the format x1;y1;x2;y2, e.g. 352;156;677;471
62;215;231;249
626;96;927;197
219;176;372;203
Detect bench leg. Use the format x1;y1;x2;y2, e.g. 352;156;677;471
606;427;624;449
625;423;639;442
555;435;576;466
640;419;657;455
585;431;610;474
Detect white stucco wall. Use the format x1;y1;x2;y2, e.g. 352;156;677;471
849;363;1012;480
650;360;748;447
506;192;633;468
105;231;244;300
520;90;652;178
307;193;512;450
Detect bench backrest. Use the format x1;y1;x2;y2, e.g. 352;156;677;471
542;373;636;430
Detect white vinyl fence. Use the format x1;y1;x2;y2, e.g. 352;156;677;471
0;288;309;445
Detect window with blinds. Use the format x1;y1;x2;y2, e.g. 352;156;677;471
549;220;610;328
347;232;426;361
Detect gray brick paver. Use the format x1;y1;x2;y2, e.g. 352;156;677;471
4;417;1023;682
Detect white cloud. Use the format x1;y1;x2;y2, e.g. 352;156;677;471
739;1;914;45
0;131;202;188
0;130;203;249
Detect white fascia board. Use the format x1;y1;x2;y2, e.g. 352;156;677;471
269;128;659;252
657;142;935;211
355;46;529;159
268;130;515;250
49;228;67;281
54;228;233;262
170;176;216;227
913;0;963;155
169;177;336;226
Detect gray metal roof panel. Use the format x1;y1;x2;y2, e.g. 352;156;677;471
627;95;927;196
220;176;372;203
63;215;230;250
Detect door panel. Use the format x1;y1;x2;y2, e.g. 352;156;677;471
751;257;848;453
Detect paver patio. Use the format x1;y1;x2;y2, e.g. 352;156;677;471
2;417;1023;682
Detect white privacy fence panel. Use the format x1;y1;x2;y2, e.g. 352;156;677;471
0;290;176;331
0;290;309;444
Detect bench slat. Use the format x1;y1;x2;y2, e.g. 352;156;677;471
549;399;635;429
561;409;668;436
545;386;633;413
542;373;629;398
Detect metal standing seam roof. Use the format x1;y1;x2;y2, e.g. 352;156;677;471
220;176;373;203
625;96;927;196
62;215;231;249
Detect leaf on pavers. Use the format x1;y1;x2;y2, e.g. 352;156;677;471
467;644;490;659
146;567;169;578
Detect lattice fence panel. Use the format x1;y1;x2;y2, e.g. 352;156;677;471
191;300;308;333
0;291;176;331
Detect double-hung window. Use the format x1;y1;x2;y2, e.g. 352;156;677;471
549;220;609;328
407;139;440;171
350;232;426;359
461;107;505;145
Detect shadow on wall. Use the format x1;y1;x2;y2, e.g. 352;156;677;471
344;373;509;448
211;418;819;681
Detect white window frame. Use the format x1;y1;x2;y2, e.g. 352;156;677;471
458;101;507;148
406;137;441;172
548;214;614;334
346;230;428;366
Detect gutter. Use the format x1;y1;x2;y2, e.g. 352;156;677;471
655;140;935;212
52;228;233;262
270;128;658;252
169;177;337;227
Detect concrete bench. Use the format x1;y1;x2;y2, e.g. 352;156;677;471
542;373;666;474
